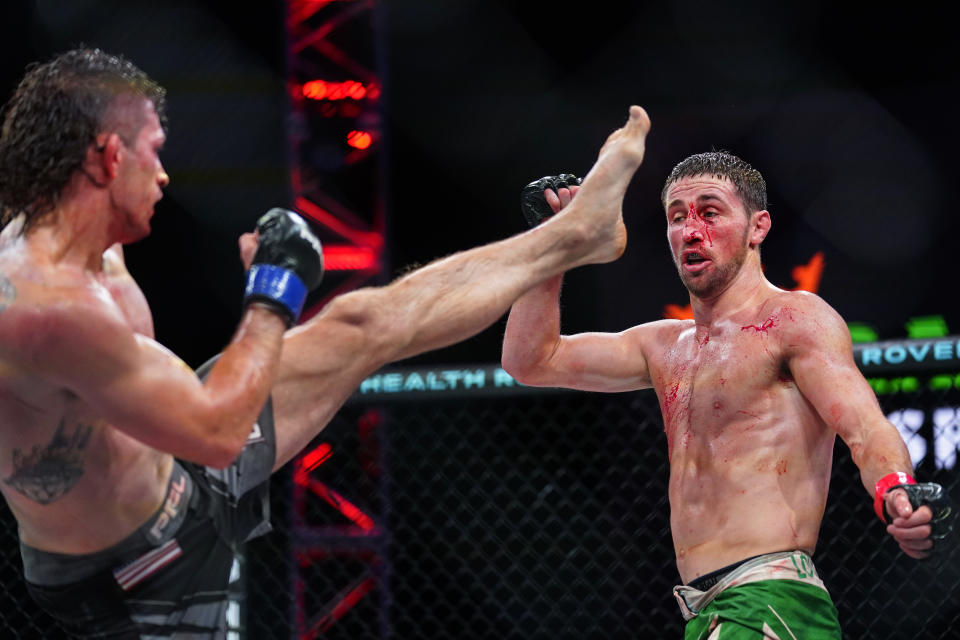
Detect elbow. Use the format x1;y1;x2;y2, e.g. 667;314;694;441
192;417;249;469
190;437;242;469
501;331;564;388
501;351;526;383
501;353;545;387
203;444;241;470
500;352;517;379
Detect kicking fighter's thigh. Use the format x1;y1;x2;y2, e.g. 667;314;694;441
270;290;396;471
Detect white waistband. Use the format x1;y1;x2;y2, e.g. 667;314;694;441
672;550;827;621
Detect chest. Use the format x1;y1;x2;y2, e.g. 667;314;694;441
652;324;790;429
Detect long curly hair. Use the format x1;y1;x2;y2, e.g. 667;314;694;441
0;48;167;233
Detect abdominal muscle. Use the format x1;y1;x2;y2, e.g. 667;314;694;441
667;409;835;584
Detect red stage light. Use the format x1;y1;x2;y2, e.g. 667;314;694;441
323;245;378;271
346;130;372;150
301;79;378;102
301;79;327;99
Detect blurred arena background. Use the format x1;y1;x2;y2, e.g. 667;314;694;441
1;1;958;638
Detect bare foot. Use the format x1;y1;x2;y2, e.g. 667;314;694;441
552;106;651;265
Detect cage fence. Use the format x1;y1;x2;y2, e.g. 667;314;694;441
2;338;960;639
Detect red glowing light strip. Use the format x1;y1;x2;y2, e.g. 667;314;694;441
295;197;382;248
301;576;377;639
294;443;334;487
300;443;333;471
288;0;337;27
302;79;377;101
291;0;374;57
306;478;376;530
323;245;378;271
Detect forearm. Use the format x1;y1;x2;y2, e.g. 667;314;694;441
198;305;286;465
502;275;563;383
848;420;914;496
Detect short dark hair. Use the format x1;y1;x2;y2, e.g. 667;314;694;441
661;150;767;215
0;48;167;232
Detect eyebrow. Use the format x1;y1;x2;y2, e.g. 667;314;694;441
666;193;726;210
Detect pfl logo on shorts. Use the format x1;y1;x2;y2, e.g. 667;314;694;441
148;473;188;543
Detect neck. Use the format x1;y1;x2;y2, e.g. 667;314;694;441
688;253;771;327
29;177;117;272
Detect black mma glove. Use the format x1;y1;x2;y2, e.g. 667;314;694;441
875;472;955;556
520;173;581;228
244;208;324;326
887;483;955;554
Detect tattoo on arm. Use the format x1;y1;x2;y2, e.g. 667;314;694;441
0;275;15;313
4;420;94;504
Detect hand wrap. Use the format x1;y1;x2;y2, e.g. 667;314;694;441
520;173;581;228
874;471;915;522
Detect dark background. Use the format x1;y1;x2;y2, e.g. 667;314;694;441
2;0;958;370
1;3;960;639
381;0;960;365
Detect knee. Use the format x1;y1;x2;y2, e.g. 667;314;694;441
322;288;379;332
321;287;407;356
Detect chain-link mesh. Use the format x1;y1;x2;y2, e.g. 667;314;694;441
0;530;62;638
2;381;959;638
277;381;960;640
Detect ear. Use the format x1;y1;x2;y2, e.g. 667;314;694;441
749;209;771;248
83;132;124;185
100;132;125;180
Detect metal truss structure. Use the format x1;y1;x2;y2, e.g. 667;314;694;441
286;1;387;637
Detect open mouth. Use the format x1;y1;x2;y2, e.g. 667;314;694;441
682;251;710;272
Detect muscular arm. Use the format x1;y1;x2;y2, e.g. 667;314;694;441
783;293;934;557
502;274;658;392
502;182;657;392
44;297;285;468
782;294;912;494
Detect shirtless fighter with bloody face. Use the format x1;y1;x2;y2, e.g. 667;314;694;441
503;154;954;638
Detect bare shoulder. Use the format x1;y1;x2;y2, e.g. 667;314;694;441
771;289;845;326
622;317;692;355
0;268;134;372
627;317;692;340
620;318;689;340
766;289;850;354
102;243;129;276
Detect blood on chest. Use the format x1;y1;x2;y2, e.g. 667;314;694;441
656;328;787;461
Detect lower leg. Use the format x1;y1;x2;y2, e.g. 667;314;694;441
269;105;651;467
357;105;651;362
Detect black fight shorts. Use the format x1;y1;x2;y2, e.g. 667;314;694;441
20;356;276;639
